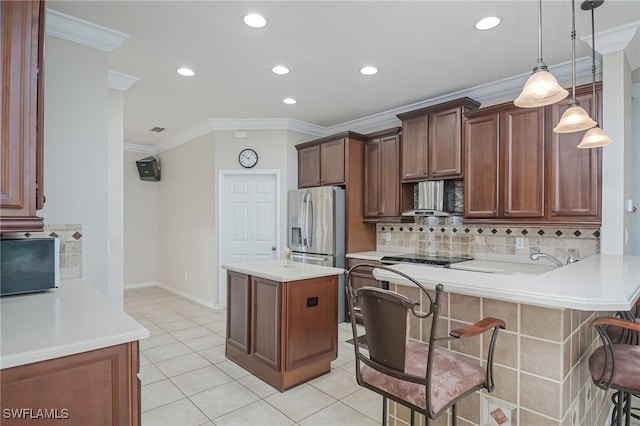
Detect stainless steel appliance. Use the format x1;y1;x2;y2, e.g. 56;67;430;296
380;253;472;268
402;180;450;217
288;186;346;320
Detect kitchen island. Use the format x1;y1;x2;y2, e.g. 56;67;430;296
221;260;344;391
0;279;149;426
370;254;640;426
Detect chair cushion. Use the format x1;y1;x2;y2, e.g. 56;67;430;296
360;339;486;414
589;344;640;391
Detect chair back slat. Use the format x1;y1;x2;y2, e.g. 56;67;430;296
359;287;415;372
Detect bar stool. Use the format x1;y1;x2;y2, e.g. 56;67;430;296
589;310;640;426
346;264;506;426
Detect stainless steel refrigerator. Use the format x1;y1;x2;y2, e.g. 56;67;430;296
287;186;346;321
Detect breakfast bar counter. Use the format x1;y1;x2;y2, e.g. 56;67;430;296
369;254;640;426
221;260;344;391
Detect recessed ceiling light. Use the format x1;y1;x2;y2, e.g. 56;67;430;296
360;66;378;76
283;98;296;105
272;65;289;75
474;16;501;31
244;13;266;28
177;67;195;77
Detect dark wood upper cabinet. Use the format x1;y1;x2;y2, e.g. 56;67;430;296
397;97;480;182
546;87;602;221
464;82;602;225
298;144;321;188
0;0;45;232
320;138;346;186
363;128;403;221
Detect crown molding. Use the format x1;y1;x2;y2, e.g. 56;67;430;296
108;71;140;91
154;120;216;154
124;143;156;154
207;118;325;137
581;21;640;71
46;8;130;52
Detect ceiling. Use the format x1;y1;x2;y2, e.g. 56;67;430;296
47;1;640;147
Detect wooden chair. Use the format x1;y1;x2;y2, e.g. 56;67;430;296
590;298;640;426
345;264;506;426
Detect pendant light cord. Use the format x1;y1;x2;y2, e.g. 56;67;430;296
571;0;577;100
538;0;543;62
590;6;597;119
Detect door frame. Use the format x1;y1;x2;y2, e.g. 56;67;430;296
218;170;281;309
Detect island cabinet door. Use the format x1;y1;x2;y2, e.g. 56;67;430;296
227;271;251;353
251;277;281;370
284;276;338;371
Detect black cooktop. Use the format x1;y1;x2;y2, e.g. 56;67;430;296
380;254;473;267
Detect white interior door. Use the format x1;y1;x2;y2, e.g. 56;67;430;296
218;171;280;308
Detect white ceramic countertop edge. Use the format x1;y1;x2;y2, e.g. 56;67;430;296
1;279;149;369
222;260;345;282
346;251;405;261
372;254;640;311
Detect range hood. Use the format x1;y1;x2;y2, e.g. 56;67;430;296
401;180;450;217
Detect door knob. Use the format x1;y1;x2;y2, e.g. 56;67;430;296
271;246;276;251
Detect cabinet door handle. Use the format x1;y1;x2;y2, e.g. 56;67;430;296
551;208;557;213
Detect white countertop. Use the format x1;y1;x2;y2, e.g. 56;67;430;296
1;279;149;369
222;260;345;282
373;254;640;311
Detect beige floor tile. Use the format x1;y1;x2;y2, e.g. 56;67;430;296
140;363;167;385
237;374;279;398
137;319;165;336
183;333;225;351
141;379;184;412
331;343;357;368
142;398;209;426
308;367;361;399
154;352;211;377
341;388;384;422
214;400;294;426
140;333;179;351
144;342;193;363
198;345;226;364
170;326;211;341
264;384;335;422
190;381;260;420
298;401;379;426
170;365;234;396
161;319;200;332
191;312;226;325
203;321;227;333
140;353;151;367
146;312;187;324
215;359;251;379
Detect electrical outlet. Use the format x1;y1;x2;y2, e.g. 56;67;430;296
385;233;392;242
516;237;525;250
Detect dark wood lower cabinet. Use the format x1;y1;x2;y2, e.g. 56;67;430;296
0;342;141;426
226;272;338;391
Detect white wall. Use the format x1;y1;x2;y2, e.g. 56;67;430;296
108;90;125;308
124;150;158;286
631;94;640;255
157;133;217;306
42;36;115;303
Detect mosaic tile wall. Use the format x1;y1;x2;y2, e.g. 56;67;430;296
1;225;83;279
384;284;613;426
377;216;600;262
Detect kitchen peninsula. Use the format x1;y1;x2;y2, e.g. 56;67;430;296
221;260;344;391
0;280;149;425
369;254;640;426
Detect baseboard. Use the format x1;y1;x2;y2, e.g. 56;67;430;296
156;282;224;311
124;281;159;289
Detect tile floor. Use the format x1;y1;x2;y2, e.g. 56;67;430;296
124;286;382;426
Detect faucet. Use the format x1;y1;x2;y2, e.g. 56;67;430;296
529;248;577;267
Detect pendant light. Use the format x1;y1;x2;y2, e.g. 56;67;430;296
577;0;612;148
514;0;568;108
553;0;597;133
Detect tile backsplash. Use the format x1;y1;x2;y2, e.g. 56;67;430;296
377;217;599;262
2;224;83;279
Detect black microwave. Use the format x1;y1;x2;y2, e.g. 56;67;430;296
1;238;60;296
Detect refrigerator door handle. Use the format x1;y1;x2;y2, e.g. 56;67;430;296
300;195;307;246
306;199;313;247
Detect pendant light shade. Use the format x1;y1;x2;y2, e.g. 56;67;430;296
577;0;612;148
553;100;597;133
553;0;596;134
515;0;568;108
577;125;612;148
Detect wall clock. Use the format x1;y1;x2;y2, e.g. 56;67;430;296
238;148;258;168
